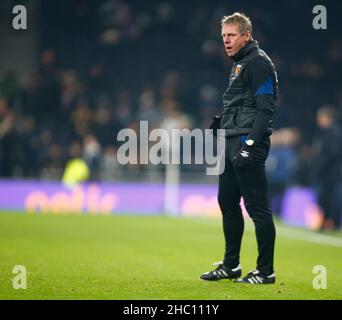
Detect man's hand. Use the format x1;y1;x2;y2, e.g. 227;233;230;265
233;139;255;169
209;115;222;136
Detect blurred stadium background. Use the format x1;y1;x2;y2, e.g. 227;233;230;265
0;0;341;229
1;0;342;301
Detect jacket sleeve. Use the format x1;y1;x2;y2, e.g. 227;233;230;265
242;57;277;143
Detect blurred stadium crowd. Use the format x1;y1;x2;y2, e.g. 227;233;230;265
0;0;341;228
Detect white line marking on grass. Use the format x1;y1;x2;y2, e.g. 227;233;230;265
244;221;342;248
275;226;342;248
191;217;342;248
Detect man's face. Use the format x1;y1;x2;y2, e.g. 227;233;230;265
317;113;333;129
221;23;251;57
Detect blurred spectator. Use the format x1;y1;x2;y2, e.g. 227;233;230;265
92;104;113;145
99;146;121;180
0;70;20;107
38;49;61;120
136;88;162;128
311;106;342;230
40;143;64;180
266;128;301;216
0;98;15;176
83;134;102;171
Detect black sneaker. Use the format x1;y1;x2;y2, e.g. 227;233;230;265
200;261;242;281
234;269;276;284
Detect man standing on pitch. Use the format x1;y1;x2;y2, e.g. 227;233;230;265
201;12;278;284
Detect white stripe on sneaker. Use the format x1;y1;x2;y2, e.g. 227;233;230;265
232;264;241;272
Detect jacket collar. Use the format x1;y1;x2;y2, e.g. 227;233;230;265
231;40;259;62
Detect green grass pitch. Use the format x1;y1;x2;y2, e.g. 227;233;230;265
0;212;341;300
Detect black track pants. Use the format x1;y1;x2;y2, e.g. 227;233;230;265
218;135;276;275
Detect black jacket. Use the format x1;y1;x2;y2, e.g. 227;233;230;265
221;40;278;142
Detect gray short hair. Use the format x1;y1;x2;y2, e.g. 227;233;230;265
221;12;252;34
